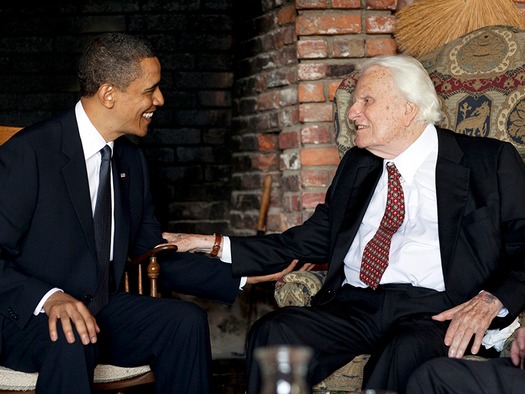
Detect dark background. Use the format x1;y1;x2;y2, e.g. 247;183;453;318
0;1;244;234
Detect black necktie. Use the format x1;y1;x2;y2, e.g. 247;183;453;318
90;145;112;314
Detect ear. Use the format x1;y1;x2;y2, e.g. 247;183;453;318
403;101;418;126
98;84;115;108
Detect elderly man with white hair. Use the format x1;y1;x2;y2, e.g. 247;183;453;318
165;54;525;394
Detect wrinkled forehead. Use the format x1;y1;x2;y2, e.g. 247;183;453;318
355;66;397;96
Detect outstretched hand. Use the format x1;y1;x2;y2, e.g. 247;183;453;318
162;232;322;284
44;291;100;345
432;291;502;358
161;232;213;254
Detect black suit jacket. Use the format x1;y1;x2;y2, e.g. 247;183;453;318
230;128;525;321
0;108;240;338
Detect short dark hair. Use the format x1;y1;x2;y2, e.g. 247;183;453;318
77;33;156;97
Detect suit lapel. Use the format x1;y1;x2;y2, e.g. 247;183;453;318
329;153;383;279
61;114;131;287
60;112;98;263
435;129;470;277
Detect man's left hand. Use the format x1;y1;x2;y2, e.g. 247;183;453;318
246;259;300;284
432;291;502;358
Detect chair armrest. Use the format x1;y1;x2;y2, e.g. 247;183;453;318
129;244;178;266
274;270;327;307
126;244;178;297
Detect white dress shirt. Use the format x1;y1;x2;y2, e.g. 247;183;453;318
344;124;445;290
77;100;115;257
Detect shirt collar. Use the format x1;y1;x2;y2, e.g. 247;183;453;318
387;124;438;183
75;101;114;161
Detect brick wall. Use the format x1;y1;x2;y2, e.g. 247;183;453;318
256;0;525;234
229;0;299;235
292;0;398;229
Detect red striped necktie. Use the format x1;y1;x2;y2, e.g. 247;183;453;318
360;162;405;289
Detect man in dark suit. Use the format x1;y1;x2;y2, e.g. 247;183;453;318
0;33;289;394
164;54;525;394
407;325;525;393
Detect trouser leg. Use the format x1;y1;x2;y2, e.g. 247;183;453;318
1;313;95;394
98;292;212;394
246;283;453;394
361;284;453;394
363;316;448;394
406;357;525;394
245;301;376;394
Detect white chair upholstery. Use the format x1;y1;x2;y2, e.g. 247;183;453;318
0;364;152;392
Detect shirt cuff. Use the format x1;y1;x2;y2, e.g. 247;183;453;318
220;236;232;263
34;288;63;315
219;236;246;290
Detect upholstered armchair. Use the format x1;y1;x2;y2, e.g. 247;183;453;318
274;24;525;393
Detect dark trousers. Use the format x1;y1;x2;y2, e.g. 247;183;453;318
245;283;456;394
1;292;212;394
406;356;525;394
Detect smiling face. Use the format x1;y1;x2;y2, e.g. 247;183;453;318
347;65;420;159
109;57;164;139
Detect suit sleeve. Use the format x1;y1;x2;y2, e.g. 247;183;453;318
483;142;525;317
229;151;355;277
0;138;55;327
127;145;240;304
159;251;240;304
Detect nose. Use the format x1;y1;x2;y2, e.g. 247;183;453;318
153;87;165;107
347;101;360;121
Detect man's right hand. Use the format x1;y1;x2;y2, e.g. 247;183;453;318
44;291;100;345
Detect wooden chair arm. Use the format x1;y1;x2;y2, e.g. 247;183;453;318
125;244;178;297
128;243;178;266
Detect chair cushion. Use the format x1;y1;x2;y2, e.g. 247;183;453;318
312;354;370;393
333;70;360;158
419;25;525;159
0;366;38;391
333;25;525;162
0;363;152;390
274;270;327;307
93;364;152;384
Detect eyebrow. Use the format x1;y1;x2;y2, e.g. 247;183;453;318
144;82;160;93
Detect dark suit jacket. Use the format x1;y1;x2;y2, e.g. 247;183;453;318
230;127;525;322
0;107;240;340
